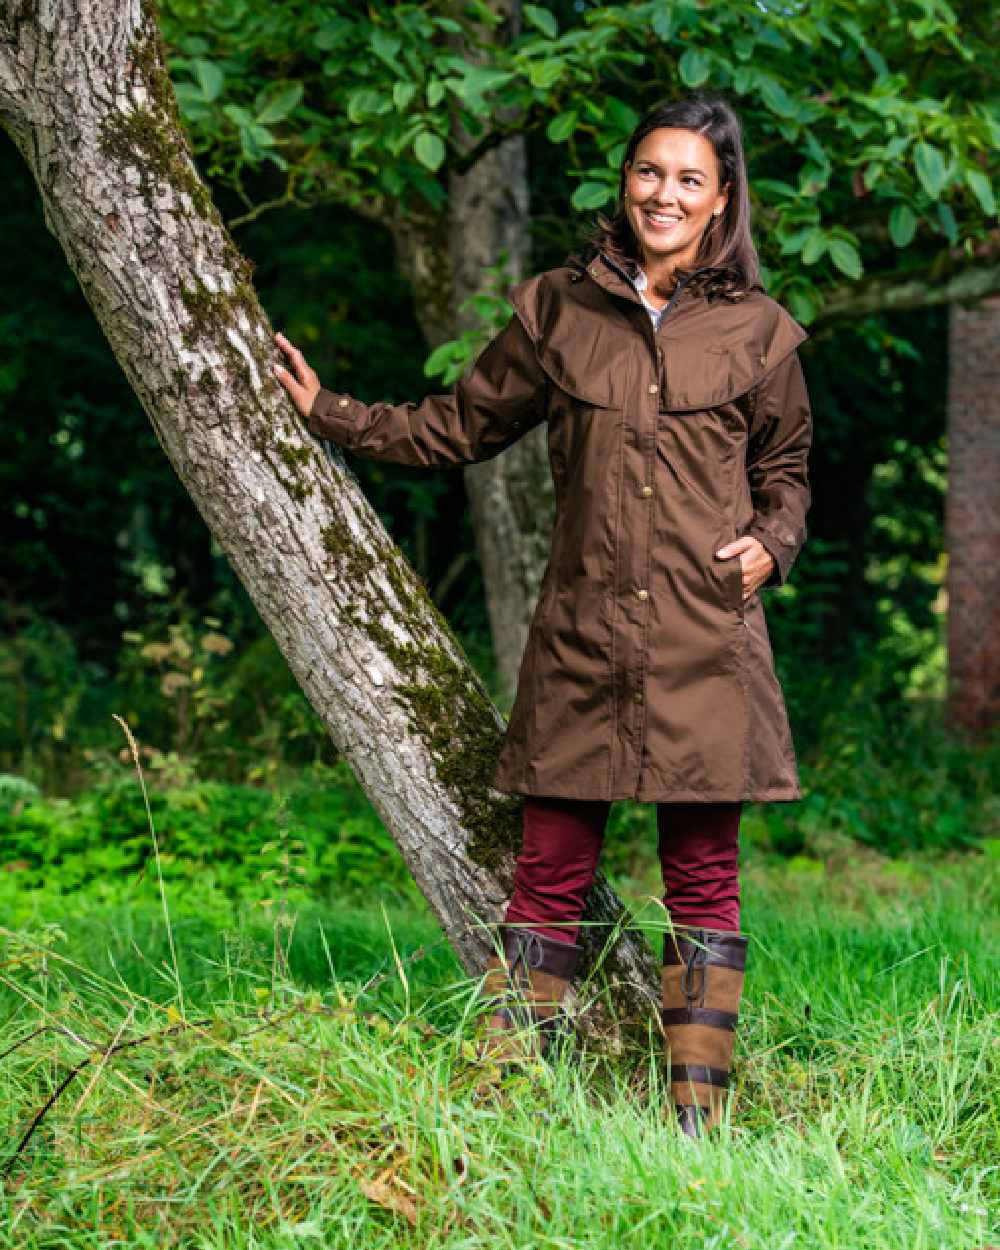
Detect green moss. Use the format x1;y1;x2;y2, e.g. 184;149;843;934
197;367;221;397
320;509;521;873
98;14;216;223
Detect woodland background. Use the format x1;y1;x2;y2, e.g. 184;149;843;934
0;0;997;1244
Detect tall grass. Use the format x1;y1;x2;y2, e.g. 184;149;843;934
0;844;995;1247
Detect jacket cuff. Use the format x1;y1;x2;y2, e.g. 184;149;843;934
746;524;797;588
307;388;365;445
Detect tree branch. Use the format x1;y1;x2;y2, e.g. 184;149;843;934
814;244;1000;328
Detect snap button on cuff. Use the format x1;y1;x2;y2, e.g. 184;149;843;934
648;383;659;394
635;588;649;601
641;486;653;497
337;397;350;408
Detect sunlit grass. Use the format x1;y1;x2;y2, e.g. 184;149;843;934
0;841;996;1248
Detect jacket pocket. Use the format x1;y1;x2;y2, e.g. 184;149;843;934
723;550;747;622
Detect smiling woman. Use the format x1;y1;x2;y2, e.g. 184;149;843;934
273;90;813;1140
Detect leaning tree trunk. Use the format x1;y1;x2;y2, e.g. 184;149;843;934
0;0;658;1051
945;294;1000;736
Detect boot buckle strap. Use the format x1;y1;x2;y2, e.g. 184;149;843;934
669;1062;730;1089
661;1006;738;1031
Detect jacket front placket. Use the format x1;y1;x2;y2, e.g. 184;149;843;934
582;255;705;797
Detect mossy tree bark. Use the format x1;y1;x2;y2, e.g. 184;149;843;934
0;0;660;1052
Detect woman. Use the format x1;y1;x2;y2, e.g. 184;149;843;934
275;91;813;1138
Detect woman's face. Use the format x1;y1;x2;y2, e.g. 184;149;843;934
622;128;728;271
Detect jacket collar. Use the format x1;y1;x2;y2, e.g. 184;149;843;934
567;247;726;314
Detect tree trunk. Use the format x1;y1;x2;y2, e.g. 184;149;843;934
945;295;1000;736
362;1;557;709
450;0;556;705
0;0;658;1051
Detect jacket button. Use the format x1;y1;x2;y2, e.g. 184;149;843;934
633;691;643;704
635;588;649;601
641;486;653;497
648;383;659;394
758;353;767;365
337;397;350;408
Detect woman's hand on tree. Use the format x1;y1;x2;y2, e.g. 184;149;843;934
273;332;322;418
714;535;776;598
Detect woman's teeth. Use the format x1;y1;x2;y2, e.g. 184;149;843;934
644;210;681;229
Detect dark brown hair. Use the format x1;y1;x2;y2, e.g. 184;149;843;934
582;91;763;301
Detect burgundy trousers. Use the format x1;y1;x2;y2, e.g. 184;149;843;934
503;796;742;944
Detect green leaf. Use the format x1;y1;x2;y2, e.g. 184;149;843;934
732;33;755;62
651;9;676;41
174;83;212;122
964;167;996;217
527;59;564;90
758;76;798;119
413;131;446;172
371;28;402;65
571;181;613;211
603;97;640;137
888;203;917;247
449;66;516;108
801;229;828;265
427;80;445;107
678;47;711;88
753;179;798;202
424;339;464;378
192;58;224;102
255;82;303;125
786;284;821;325
223;104;255;130
936;201;958;246
524;5;558;37
393;82;418;110
546;110;577;142
828;238;862;279
913;141;946;198
315;18;352;50
733;66;754;94
777;229;814;256
862;44;889;79
347;90;391;124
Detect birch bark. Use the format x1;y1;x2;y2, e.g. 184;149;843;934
0;0;660;1051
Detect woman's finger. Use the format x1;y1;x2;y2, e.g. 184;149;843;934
276;335;309;385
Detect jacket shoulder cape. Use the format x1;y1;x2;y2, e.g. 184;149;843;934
507;264;809;413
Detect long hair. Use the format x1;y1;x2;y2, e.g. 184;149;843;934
581;91;762;301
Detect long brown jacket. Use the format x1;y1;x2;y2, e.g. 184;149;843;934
308;248;812;802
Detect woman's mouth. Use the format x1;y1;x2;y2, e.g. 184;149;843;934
641;208;683;232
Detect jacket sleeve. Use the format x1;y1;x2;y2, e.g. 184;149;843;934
744;347;813;589
305;311;548;468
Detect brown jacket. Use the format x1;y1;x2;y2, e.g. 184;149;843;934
308;248;812;802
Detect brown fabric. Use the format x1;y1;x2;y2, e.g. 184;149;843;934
308;248;812;802
661;927;748;1132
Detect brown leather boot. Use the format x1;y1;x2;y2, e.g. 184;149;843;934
661;925;749;1137
476;924;582;1065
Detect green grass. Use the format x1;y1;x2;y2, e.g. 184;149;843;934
0;841;996;1248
